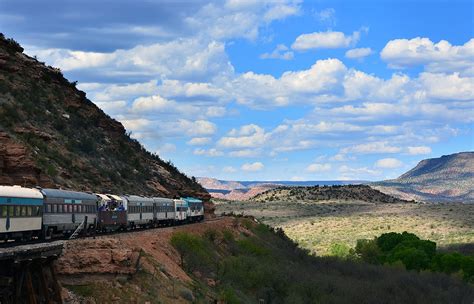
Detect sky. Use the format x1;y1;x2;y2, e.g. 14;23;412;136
1;0;473;181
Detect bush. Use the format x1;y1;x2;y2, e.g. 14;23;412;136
170;232;215;273
355;239;382;264
329;243;353;259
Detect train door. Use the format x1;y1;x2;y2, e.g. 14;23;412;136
139;203;143;221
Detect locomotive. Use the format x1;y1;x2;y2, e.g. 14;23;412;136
0;185;204;242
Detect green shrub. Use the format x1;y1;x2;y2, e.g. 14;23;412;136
329;243;353;259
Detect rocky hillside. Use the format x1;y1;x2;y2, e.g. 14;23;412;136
0;34;210;206
373;152;474;203
252;184;413;203
56;217;473;303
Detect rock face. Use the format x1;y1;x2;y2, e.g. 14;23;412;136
373;152;474;203
0;131;54;186
0;34;212;211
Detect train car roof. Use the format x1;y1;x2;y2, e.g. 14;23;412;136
96;193;111;201
152;197;174;203
108;194;123;201
41;188;97;201
0;186;43;199
182;197;203;203
123;195;154;203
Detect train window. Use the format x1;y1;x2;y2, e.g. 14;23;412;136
9;206;14;217
20;206;26;217
52;204;57;213
27;206;32;217
73;205;77;213
0;206;4;218
67;205;72;213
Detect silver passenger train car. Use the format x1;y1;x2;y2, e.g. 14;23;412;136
0;186;43;241
41;188;97;237
0;185;205;242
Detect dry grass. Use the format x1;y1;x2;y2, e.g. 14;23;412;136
215;200;474;256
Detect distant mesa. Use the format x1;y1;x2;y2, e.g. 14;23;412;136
373;152;474;203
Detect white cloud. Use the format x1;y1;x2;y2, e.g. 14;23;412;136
241;162;264;171
314;8;336;25
380;37;474;75
338;165;382;177
187;137;212;146
229;149;260;157
260;44;294;60
375;158;403;168
407;146;432;155
341;142;401;154
291;28;367;51
156;143;176;156
120;118;151;132
345;47;373;59
418;72;474;101
193;148;223;157
218;124;268;148
306;163;332;172
178;120;217;136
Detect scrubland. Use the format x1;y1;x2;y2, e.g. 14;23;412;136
215;199;474;256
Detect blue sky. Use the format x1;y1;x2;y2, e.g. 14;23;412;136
1;0;473;181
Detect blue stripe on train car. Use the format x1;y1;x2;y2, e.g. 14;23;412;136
0;197;43;205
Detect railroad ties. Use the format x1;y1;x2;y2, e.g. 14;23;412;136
0;241;64;304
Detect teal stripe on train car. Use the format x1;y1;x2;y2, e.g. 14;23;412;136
0;197;43;205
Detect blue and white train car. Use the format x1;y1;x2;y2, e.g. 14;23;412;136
183;197;204;222
173;199;188;223
124;195;155;228
41;188;98;236
152;197;174;225
0;186;43;240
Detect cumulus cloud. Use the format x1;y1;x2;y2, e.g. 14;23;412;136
291;28;367;51
314;8;336;26
260;44;294;60
338;165;382;179
193;148;223;157
306;163;332;172
345;47;373;59
407;146;432;155
341;142;401;154
187;137;212;146
218;124;269;148
380;37;474;75
241;162;264;171
375;158;403;168
229;149;261;157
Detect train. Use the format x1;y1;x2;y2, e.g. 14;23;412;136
0;185;204;242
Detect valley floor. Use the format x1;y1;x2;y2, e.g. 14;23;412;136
215;200;474;255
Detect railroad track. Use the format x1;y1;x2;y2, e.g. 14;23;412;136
0;216;226;250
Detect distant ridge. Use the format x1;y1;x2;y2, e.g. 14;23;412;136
197;177;365;200
373;152;474;203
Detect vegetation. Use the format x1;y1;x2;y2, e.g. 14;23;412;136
216;199;474;256
169;219;473;303
354;231;474;283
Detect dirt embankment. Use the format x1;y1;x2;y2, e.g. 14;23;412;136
56;217;242;303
